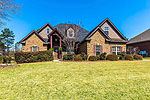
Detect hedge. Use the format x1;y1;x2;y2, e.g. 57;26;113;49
88;56;97;61
119;52;126;60
80;52;88;61
106;54;118;61
74;54;83;61
133;54;143;60
125;54;133;61
15;51;53;63
0;56;11;64
63;54;74;61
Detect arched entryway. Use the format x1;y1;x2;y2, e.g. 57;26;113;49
48;29;63;59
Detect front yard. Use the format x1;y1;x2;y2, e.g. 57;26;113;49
0;61;150;100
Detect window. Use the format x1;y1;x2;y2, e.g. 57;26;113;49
47;28;50;34
67;28;74;38
95;45;101;56
104;26;109;35
112;46;121;55
69;30;73;37
32;46;38;51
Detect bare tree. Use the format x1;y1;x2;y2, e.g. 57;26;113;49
62;24;80;54
0;0;21;26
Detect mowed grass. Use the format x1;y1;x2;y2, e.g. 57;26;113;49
1;61;150;100
143;57;150;60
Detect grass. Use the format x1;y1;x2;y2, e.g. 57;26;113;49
0;61;150;100
143;57;150;60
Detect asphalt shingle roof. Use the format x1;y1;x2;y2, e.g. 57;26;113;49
53;24;89;42
127;29;150;44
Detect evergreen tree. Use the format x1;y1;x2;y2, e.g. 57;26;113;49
0;28;15;55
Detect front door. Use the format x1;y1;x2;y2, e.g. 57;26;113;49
54;46;59;59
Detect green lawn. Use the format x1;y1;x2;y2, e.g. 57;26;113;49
1;61;150;100
143;57;150;60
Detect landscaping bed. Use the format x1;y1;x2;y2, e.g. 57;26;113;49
0;64;18;69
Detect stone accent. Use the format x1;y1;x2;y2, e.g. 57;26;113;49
22;33;47;52
86;30;126;56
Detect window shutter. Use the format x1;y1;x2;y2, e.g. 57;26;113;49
110;46;112;54
101;46;103;54
30;47;32;52
121;47;122;52
94;45;96;56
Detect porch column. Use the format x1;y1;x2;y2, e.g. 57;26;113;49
60;38;62;48
59;38;62;58
50;36;52;48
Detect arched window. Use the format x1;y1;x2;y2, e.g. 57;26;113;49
67;28;74;38
47;28;50;34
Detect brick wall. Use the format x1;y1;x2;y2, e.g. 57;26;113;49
22;34;47;52
86;30;126;56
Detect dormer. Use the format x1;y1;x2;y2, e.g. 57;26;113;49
67;27;75;38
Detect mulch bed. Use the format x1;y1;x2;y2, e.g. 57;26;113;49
0;65;19;70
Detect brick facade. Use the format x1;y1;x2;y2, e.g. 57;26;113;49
79;30;126;56
20;18;127;58
22;33;47;52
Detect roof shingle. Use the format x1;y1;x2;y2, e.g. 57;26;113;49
127;29;150;44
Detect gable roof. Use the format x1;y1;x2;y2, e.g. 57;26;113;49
83;18;128;42
127;29;150;44
19;30;46;43
37;23;54;33
47;28;64;38
85;27;111;40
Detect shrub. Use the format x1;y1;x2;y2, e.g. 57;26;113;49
119;51;126;60
15;51;53;63
63;54;74;61
88;56;97;61
133;54;143;60
74;54;82;61
0;56;3;64
59;47;62;51
49;48;53;51
96;55;100;60
100;52;107;60
3;56;11;64
125;54;133;61
106;54;118;61
80;52;88;61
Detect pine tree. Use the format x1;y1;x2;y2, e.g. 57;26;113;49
0;28;15;55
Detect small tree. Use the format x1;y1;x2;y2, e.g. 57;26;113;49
63;38;76;54
15;42;21;52
0;28;15;55
62;24;80;54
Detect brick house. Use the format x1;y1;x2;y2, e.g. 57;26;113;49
127;29;150;57
19;18;128;59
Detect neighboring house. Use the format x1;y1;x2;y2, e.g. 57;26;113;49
127;29;150;57
19;18;128;59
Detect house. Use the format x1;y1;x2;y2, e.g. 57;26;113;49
127;29;150;57
19;18;128;59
